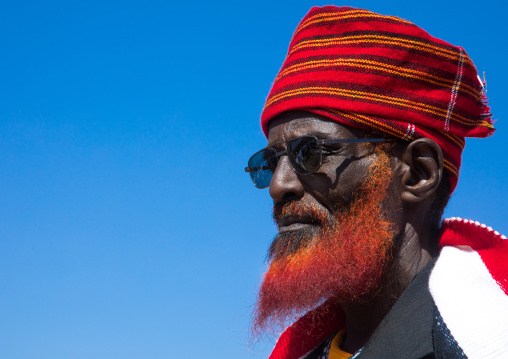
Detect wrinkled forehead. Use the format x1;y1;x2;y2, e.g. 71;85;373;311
267;111;365;145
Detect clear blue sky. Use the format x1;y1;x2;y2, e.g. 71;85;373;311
0;1;506;358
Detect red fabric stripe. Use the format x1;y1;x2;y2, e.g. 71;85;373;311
269;300;345;359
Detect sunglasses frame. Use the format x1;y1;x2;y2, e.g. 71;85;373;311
245;136;398;189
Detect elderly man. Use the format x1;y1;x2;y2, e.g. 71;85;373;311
245;6;507;359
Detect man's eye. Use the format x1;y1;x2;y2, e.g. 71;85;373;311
322;146;346;156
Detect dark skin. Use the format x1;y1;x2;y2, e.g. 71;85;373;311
267;111;444;353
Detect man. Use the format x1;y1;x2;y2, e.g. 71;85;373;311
245;6;507;359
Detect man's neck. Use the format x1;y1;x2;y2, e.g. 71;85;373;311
338;222;435;353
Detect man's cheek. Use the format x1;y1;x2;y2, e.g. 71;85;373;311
311;168;371;212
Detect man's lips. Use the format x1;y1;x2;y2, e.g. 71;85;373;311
276;216;320;233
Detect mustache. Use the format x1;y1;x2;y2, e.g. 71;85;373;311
272;201;332;227
269;201;334;261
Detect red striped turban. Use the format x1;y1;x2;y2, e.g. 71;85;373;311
261;6;494;193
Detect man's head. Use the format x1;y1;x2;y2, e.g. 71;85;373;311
250;111;446;336
247;5;494;339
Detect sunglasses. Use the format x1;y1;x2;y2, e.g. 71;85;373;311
245;136;395;189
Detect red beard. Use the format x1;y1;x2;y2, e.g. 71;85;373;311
253;151;395;338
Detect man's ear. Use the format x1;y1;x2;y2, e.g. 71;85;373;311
400;138;443;203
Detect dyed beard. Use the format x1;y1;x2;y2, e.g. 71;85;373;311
253;151;395;338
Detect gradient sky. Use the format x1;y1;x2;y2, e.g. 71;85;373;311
0;1;506;358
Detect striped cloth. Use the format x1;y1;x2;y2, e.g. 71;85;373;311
268;219;508;359
260;6;495;192
431;218;508;358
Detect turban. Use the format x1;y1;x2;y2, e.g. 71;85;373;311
261;6;494;193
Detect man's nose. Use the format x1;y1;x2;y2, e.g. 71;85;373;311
269;156;305;203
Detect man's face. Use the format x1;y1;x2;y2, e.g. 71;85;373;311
253;112;403;336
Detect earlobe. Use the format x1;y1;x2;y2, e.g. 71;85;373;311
400;138;443;203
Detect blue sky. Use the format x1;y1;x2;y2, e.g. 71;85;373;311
0;1;506;358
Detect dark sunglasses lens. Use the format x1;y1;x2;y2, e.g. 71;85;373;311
248;149;277;188
288;137;321;174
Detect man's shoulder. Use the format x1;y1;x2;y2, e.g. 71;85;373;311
359;218;508;358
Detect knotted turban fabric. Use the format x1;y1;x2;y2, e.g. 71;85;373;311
261;6;494;192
